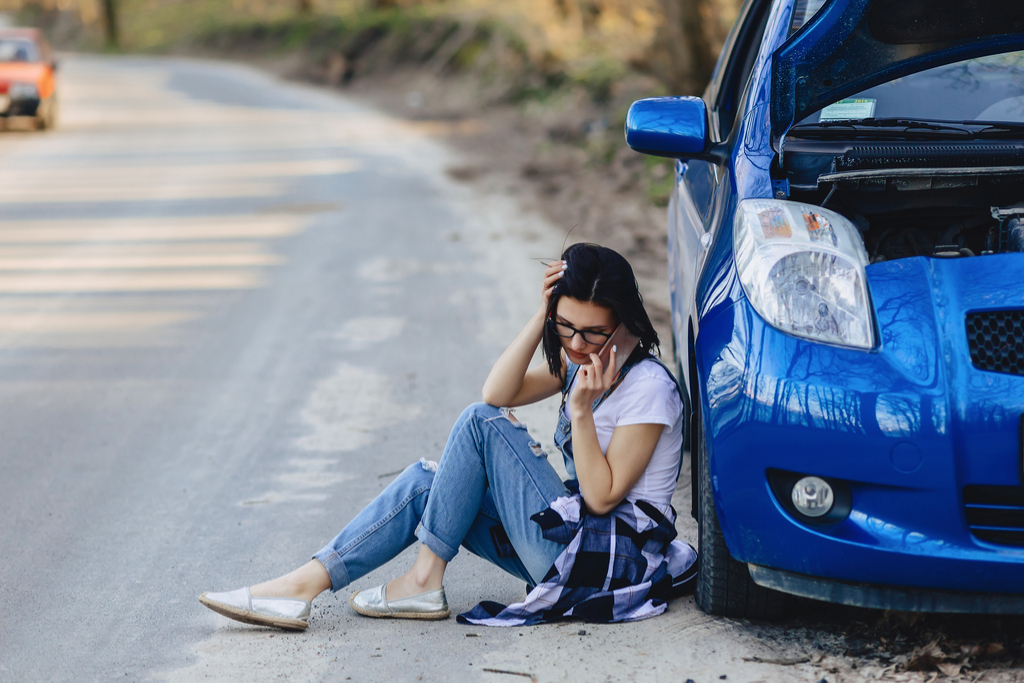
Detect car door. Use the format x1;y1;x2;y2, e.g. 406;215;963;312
668;0;773;397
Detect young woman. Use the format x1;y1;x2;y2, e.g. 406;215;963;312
200;243;695;630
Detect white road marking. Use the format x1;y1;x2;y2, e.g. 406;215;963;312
335;316;406;347
0;311;196;332
0;159;362;203
356;256;463;283
0;270;266;293
0;215;307;243
296;363;423;453
0;252;282;269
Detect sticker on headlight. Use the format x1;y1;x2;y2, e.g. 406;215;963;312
757;206;792;239
803;212;837;246
733;199;874;350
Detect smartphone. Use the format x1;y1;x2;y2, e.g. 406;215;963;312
597;324;640;376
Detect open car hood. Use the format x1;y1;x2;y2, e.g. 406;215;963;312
771;0;1024;148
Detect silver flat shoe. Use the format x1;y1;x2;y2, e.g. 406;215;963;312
199;587;310;631
349;582;450;620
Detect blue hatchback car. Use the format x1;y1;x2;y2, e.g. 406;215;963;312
625;0;1024;617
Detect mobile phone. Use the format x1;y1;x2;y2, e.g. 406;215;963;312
597;324;640;376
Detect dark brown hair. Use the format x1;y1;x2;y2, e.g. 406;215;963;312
542;243;660;377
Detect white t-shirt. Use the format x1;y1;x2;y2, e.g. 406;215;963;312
563;359;685;507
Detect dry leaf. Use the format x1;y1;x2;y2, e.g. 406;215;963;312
937;662;962;678
906;639;946;672
984;643;1005;657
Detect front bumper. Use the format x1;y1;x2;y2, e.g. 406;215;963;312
0;95;41;117
697;254;1024;597
749;565;1024;613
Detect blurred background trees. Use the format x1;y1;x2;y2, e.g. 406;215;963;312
99;0;116;46
0;0;741;95
651;0;736;95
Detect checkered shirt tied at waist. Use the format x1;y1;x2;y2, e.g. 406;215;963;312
457;494;697;626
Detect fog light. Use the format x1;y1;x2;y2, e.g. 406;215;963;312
791;476;834;517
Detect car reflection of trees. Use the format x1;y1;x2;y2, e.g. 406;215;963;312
706;262;950;442
843;51;1024;123
964;364;1019;446
937;53;1024;121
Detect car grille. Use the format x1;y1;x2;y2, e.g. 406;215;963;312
964;485;1024;547
966;310;1024;376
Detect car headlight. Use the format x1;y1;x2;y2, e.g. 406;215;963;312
9;82;38;99
733;199;875;349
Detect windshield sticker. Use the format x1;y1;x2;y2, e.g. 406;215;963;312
758;207;792;239
819;98;877;121
803;212;837;246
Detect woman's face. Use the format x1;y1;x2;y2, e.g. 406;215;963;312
553;297;618;366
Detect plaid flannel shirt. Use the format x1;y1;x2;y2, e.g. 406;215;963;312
457;494;697;626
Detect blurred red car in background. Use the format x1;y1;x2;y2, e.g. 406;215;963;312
0;28;57;130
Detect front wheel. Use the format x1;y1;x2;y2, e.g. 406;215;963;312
35;97;57;130
694;403;788;619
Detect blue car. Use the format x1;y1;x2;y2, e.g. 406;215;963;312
625;0;1024;617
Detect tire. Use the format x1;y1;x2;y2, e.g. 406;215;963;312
694;402;788;619
35;97;56;131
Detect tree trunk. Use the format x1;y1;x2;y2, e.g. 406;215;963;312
649;0;731;96
102;0;119;48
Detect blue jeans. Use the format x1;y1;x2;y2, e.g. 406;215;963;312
312;403;570;589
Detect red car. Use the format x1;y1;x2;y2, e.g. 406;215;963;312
0;28;57;130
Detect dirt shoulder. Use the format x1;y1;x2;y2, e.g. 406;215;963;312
348;67;675;317
256;55;679;357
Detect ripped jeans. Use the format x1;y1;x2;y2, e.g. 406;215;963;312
312;403;570;590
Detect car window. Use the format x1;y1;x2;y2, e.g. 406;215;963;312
715;0;772;140
0;39;40;63
794;50;1024;125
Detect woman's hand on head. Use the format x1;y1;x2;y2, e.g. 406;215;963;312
540;261;567;314
569;348;618;415
480;260;567;408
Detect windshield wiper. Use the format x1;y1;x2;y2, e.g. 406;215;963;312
791;118;972;138
974;123;1024;138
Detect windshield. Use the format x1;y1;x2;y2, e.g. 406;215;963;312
794;51;1024;126
0;39;40;63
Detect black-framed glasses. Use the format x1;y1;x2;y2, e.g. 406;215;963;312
547;319;612;345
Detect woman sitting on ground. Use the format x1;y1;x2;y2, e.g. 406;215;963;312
200;242;695;630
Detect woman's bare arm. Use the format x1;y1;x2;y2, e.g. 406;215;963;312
481;262;566;407
481;310;564;406
571;418;664;515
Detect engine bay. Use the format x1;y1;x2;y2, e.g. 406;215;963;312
783;139;1024;264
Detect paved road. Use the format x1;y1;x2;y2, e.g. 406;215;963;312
0;55;853;683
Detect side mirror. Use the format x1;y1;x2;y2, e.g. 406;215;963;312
625;96;727;164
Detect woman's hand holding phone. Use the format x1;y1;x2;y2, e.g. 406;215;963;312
569;324;640;414
597;324;639;375
569;345;619;415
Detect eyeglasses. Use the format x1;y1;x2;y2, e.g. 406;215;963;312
547;319;612;345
